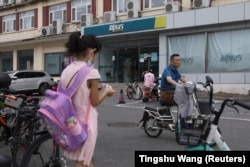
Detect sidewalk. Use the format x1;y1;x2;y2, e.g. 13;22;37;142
108;83;250;102
196;91;250;102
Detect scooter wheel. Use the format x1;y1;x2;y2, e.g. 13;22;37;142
144;117;162;138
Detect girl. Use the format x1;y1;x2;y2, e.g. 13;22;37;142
61;32;115;167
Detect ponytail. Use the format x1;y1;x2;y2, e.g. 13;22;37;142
65;32;101;56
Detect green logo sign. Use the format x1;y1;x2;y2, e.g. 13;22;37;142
181;58;193;65
220;55;242;63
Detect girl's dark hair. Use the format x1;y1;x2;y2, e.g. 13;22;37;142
65;32;102;56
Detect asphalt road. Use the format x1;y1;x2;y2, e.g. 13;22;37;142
1;94;250;167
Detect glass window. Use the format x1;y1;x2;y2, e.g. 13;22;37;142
100;38;159;83
207;29;250;72
49;3;67;24
0;52;13;72
144;0;165;9
17;50;34;70
2;14;16;33
167;34;206;74
112;0;130;14
19;10;34;30
71;0;91;22
140;46;159;78
45;53;75;76
15;72;26;79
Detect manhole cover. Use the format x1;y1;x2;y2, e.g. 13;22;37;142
107;122;138;128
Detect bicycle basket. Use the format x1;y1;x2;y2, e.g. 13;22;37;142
175;117;208;146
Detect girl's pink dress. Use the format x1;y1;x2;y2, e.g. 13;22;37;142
60;61;100;166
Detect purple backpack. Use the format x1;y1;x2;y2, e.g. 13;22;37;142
38;66;91;151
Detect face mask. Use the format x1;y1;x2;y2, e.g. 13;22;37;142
87;54;94;67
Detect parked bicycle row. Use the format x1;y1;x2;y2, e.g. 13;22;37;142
0;72;67;167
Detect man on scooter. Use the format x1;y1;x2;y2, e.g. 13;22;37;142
160;54;187;106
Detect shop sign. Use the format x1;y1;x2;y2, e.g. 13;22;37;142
83;16;166;36
181;58;193;65
109;24;124;33
220;54;242;63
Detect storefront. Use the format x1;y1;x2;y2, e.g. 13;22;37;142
82;16;167;83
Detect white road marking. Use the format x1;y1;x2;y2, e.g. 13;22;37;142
220;117;250;122
116;101;141;107
115;102;250;122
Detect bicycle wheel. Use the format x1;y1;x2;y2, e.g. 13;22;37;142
11;116;35;167
127;86;133;99
21;132;73;167
133;86;142;100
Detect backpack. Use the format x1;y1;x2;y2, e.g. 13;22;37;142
38;65;92;151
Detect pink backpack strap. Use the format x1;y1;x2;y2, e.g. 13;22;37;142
57;65;92;97
84;99;91;124
57;65;92;124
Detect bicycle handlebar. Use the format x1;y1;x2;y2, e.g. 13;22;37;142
213;99;250;125
233;100;250;110
197;76;214;111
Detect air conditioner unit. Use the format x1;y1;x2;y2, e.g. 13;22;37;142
165;0;181;13
41;26;52;36
0;0;4;7
80;14;93;27
52;19;63;35
127;0;140;19
193;0;211;9
4;0;14;5
103;11;116;23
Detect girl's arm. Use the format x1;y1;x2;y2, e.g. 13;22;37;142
88;79;115;107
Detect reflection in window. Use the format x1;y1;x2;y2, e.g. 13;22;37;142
144;0;165;9
20;10;34;30
0;52;13;72
167;34;206;73
207;29;250;72
17;50;34;70
72;0;91;21
45;53;75;76
49;3;67;24
112;0;130;14
2;14;16;33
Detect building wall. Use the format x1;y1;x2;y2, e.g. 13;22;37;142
1;0;250;93
1;0;248;43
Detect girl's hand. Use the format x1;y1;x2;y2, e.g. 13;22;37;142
104;84;115;96
105;89;116;97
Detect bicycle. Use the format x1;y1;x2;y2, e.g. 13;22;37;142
126;80;143;100
21;131;70;167
0;88;41;167
10;99;41;167
178;76;250;151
